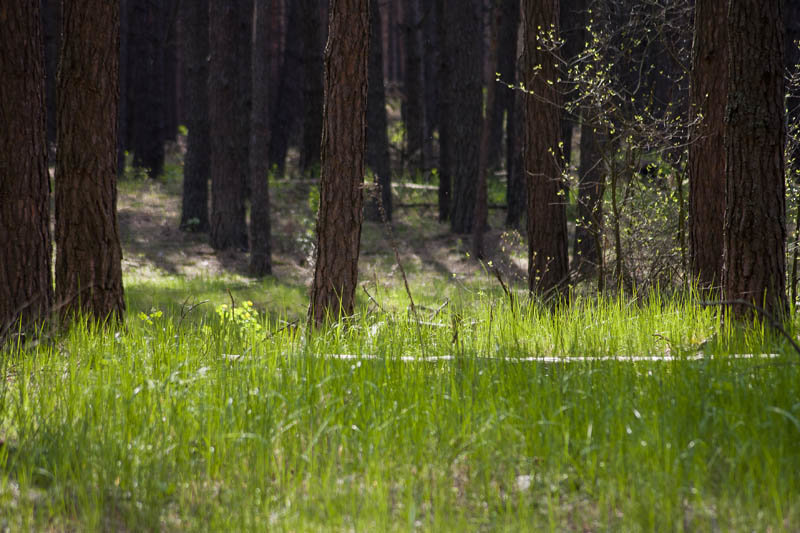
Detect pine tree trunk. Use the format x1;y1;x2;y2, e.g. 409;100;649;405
179;0;210;232
250;0;273;276
403;0;424;172
436;0;451;223
723;0;788;317
209;1;248;250
55;0;125;321
300;0;324;176
522;0;570;296
309;0;370;326
688;0;727;290
487;0;519;171
0;0;53;333
365;0;393;222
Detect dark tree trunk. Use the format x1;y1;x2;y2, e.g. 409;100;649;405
422;1;439;170
300;0;324;176
269;0;303;176
688;0;727;290
250;0;273;276
505;87;526;229
237;0;253;194
787;1;800;129
723;0;788;317
118;0;129;174
572;120;605;278
162;0;179;142
209;1;248;250
436;0;451;222
559;0;584;172
127;0;165;179
309;0;370;326
403;0;424;172
0;0;53;333
42;0;60;157
56;0;125;321
365;0;393;222
487;0;519;171
445;0;482;234
522;0;570;296
179;0;210;232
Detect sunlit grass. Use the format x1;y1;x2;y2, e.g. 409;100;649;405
1;275;799;531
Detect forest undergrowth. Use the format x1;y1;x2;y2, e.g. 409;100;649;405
1;173;799;531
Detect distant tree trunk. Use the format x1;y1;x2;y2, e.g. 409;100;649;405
559;0;584;172
250;0;273;276
572;120;605;278
436;0;451;222
365;0;393;222
55;0;125;320
0;0;53;332
209;1;248;250
269;0;303;176
403;0;424;172
445;0;482;234
505;87;526;229
237;0;253;194
688;0;727;290
487;0;519;171
723;0;788;317
162;0;179;142
179;0;210;232
300;0;324;176
127;0;165;179
422;2;439;170
522;0;570;296
309;0;370;326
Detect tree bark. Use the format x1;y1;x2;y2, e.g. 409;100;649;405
402;0;424;172
435;0;451;222
0;0;53;333
522;0;570;296
444;0;482;234
208;2;248;250
723;0;788;317
42;0;60;157
487;0;519;171
55;0;125;321
688;0;727;290
179;0;210;232
300;0;324;176
365;0;393;222
250;0;273;276
309;0;370;326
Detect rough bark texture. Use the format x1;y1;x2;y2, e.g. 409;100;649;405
445;0;482;234
365;0;393;222
55;0;125;321
723;0;788;316
42;0;60;154
309;0;370;326
0;0;53;332
179;0;210;232
487;0;519;171
522;0;570;295
209;1;248;250
403;0;424;172
250;0;273;276
300;0;324;176
269;0;303;176
572;121;605;277
688;0;727;290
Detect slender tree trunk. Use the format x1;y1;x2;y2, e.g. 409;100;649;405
422;2;439;171
365;0;393;222
487;0;519;171
56;0;125;320
445;0;482;234
162;0;179;142
179;0;210;232
300;0;324;176
309;0;370;326
688;0;727;290
237;0;253;195
723;0;788;317
269;0;303;176
522;0;570;296
209;1;248;250
436;0;451;222
403;0;424;173
0;0;53;333
505;87;526;229
250;0;273;276
572;120;605;278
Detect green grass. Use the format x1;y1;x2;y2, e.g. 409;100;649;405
2;277;799;531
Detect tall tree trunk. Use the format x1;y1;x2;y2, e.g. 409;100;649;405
436;0;451;222
42;0;60;158
250;0;273;276
118;0;129;174
269;0;303;176
56;0;125;320
422;2;439;171
505;87;526;229
209;1;248;250
445;0;482;234
572;120;605;278
723;0;788;317
300;0;324;176
522;0;570;296
237;0;253;194
179;0;210;232
487;0;519;171
559;0;584;172
309;0;370;326
0;0;53;333
365;0;393;222
162;0;179;142
688;0;727;290
403;0;424;173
